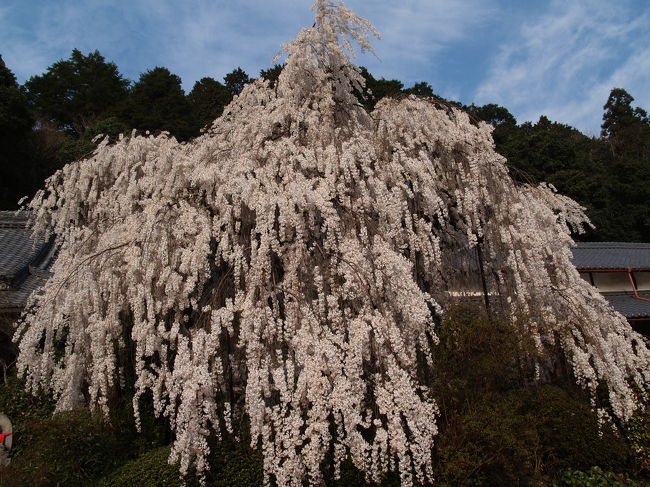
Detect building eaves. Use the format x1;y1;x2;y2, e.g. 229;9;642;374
601;292;650;319
571;242;650;270
0;211;55;310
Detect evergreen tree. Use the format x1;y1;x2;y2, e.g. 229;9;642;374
259;64;284;89
0;55;36;209
122;67;195;141
357;66;403;109
223;67;251;96
404;81;434;98
598;88;650;240
601;88;650;159
24;49;129;136
467;103;517;127
188;77;232;131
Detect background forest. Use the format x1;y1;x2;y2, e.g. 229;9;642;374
1;50;649;242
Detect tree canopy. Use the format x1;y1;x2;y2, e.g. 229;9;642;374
223;67;251;96
16;2;649;486
24;49;129;136
121;67;196;141
601;88;650;151
4;42;650;246
0;55;35;208
260;64;284;89
188;77;232;131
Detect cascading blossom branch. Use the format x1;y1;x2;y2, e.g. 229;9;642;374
15;1;649;486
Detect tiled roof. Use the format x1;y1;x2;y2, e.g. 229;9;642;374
571;242;650;270
602;292;650;319
0;211;55;311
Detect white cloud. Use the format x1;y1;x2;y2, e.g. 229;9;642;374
350;0;496;83
1;0;496;96
474;0;650;135
138;0;497;91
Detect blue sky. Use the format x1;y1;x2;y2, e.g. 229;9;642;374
1;0;648;136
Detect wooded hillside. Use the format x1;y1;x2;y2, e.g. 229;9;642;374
1;52;648;242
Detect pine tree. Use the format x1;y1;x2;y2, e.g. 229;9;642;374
121;67;196;141
24;49;129;136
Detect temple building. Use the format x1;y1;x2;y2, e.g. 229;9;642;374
0;211;56;371
572;241;650;334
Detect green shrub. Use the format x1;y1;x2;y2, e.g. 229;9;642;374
0;408;130;487
0;376;54;458
98;440;263;487
107;392;171;457
527;385;629;474
624;385;650;476
97;445;184;487
554;466;641;486
429;306;634;486
203;439;263;487
432;386;631;485
431;306;539;408
329;459;401;487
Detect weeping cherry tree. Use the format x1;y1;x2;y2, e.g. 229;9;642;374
15;1;649;486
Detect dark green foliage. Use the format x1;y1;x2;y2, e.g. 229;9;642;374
624;385;650;476
0;56;18;87
97;440;264;487
0;375;168;486
203;439;264;487
108;392;171;457
54;132;101;164
0;408;129;487
121;67;196;141
554;467;641;487
404;81;435;98
2;50;131;209
260;64;284;89
24;49;129;136
0;55;37;209
431;306;538;404
430;307;539;485
529;386;628;473
429;307;634;486
466;103;517;127
0;377;55;459
224;67;251;96
367;76;403;100
0;56;33;135
596;89;650;240
53;115;133;166
0;314;19;377
491;100;650;242
601;88;650;158
357;67;458;111
326;459;402;487
357;66;403;109
188;77;232;131
435;391;541;486
96;446;185;487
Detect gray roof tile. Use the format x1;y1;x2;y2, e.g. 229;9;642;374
601;292;650;318
0;211;55;310
571;242;650;270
